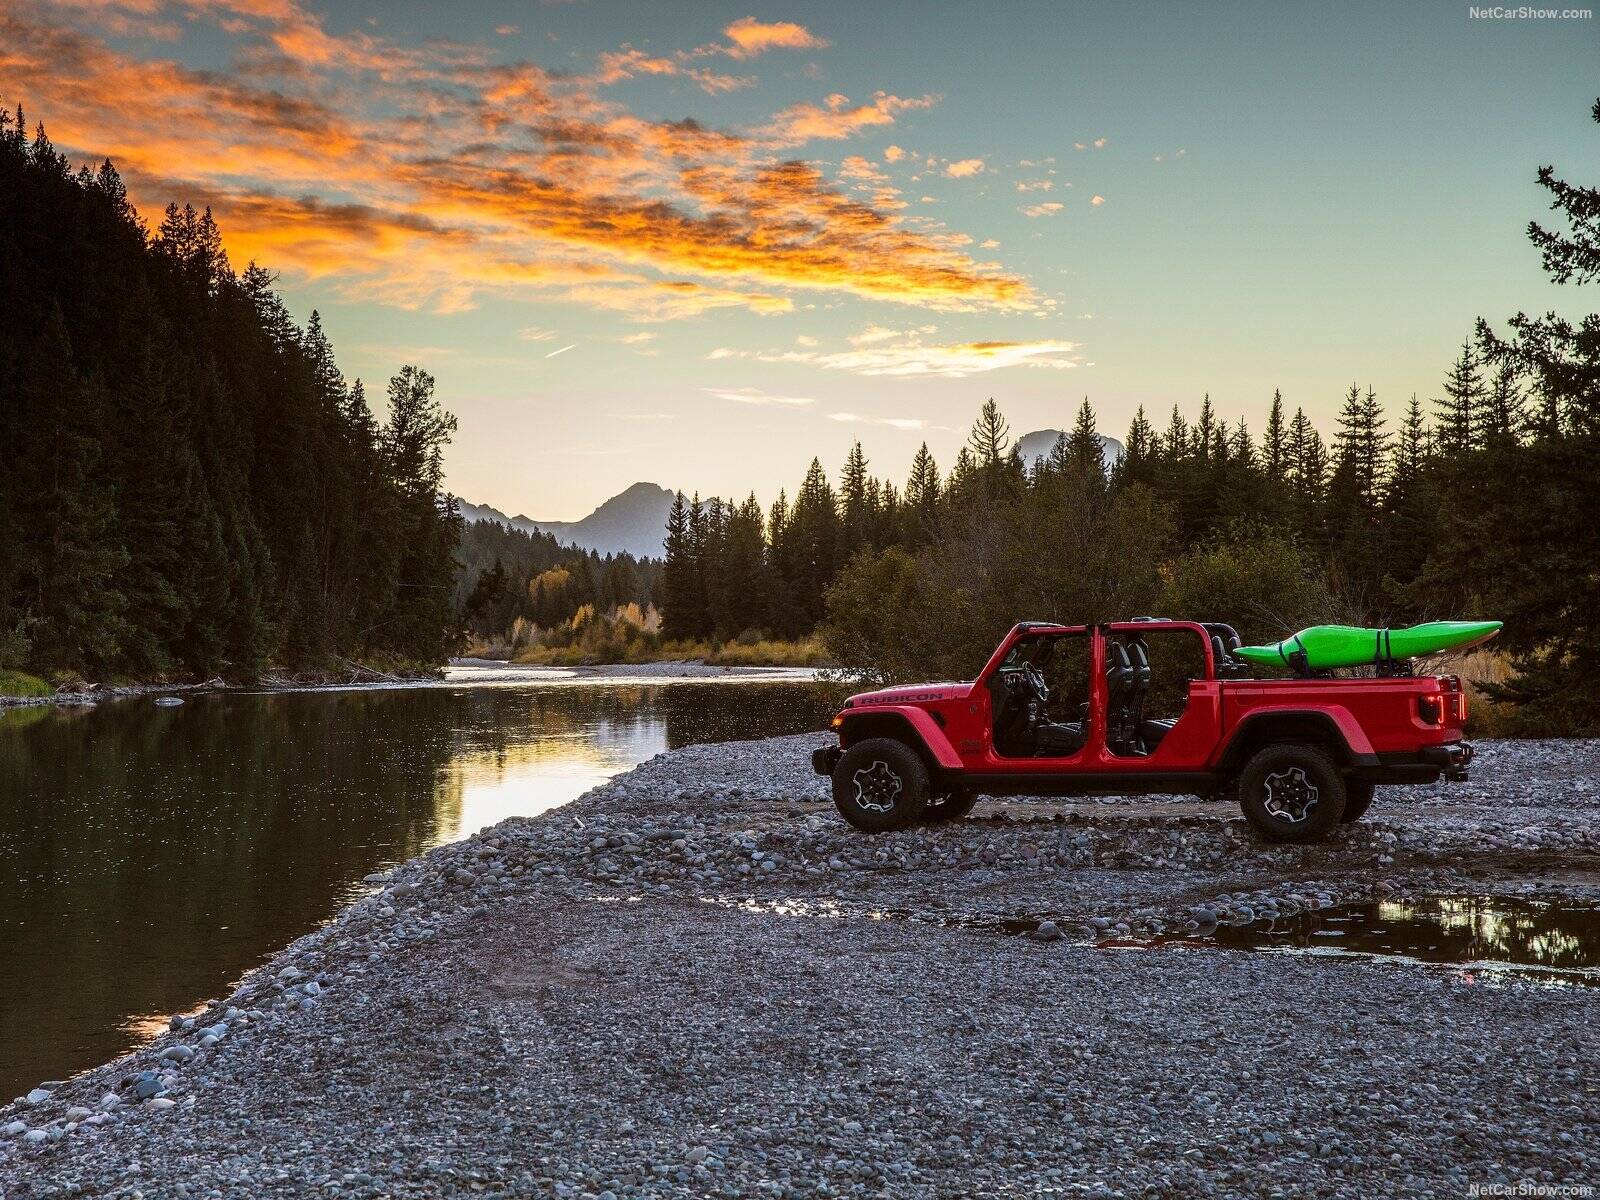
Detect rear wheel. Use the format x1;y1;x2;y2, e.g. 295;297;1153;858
1340;779;1376;823
1237;743;1346;843
924;789;978;824
832;738;928;833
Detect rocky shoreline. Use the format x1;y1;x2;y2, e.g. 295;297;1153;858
0;661;819;710
2;735;1597;1198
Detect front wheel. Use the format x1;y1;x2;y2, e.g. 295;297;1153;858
832;738;928;833
924;789;978;824
1237;743;1346;843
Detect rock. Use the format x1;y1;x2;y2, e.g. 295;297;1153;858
154;695;184;706
686;1146;710;1164
65;1107;92;1121
1032;920;1064;942
133;1071;162;1100
160;1044;195;1063
23;1088;51;1105
1;1121;25;1137
22;1129;46;1145
147;1097;177;1111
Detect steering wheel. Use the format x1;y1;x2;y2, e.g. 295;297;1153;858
1023;663;1049;705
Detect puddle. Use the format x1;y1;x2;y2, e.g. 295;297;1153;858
619;892;1600;986
1196;894;1600;986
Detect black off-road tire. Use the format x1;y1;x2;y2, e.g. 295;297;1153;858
1237;743;1347;843
1340;779;1376;823
924;789;978;824
832;738;928;833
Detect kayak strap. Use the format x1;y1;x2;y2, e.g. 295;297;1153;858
1373;627;1394;664
1279;634;1311;677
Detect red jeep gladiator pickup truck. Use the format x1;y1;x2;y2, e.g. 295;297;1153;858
812;619;1473;843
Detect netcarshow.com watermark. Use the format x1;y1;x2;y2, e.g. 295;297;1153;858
1468;5;1592;16
1468;1183;1595;1198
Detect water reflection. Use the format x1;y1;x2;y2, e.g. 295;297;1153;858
0;676;833;1095
1211;894;1600;982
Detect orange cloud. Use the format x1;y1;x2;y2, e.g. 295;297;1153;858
752;334;1081;378
595;46;679;84
944;157;984;178
3;5;1031;318
722;16;829;59
762;92;938;144
1020;201;1064;218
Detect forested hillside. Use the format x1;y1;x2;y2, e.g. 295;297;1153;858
661;99;1600;733
0;109;462;681
455;518;659;657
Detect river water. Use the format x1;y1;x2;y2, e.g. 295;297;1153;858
0;665;835;1096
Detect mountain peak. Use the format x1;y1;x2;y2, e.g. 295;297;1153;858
1016;428;1125;471
457;483;675;560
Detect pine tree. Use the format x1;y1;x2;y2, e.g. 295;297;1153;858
1435;339;1484;456
108;343;192;672
1063;397;1104;485
838;442;871;560
719;494;771;635
8;311;129;669
904;443;941;546
1324;384;1390;607
966;399;1020;499
781;459;840;635
1160;405;1190;461
1377;395;1437;617
1481;362;1525;446
1113;405;1158;490
1286;407;1328;552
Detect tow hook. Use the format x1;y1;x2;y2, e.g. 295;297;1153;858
1421;741;1473;782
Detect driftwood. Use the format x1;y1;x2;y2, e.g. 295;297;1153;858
338;658;402;684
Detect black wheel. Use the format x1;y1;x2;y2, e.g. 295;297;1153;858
924;789;978;824
1237;743;1346;843
1341;779;1376;823
832;738;928;833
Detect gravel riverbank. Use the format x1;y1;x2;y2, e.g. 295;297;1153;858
3;736;1596;1198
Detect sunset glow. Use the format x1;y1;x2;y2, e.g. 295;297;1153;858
2;1;1590;516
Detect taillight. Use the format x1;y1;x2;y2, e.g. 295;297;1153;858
1418;695;1443;724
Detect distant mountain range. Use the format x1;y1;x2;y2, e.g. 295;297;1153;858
457;482;677;561
458;430;1123;560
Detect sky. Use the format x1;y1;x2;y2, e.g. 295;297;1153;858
4;0;1597;518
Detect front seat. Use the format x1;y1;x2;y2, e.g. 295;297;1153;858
1032;662;1085;756
1103;640;1136;752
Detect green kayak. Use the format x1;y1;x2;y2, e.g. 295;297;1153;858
1235;620;1503;671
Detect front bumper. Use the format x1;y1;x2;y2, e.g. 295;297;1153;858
811;745;842;777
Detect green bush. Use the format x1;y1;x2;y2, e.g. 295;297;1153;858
0;669;51;698
1160;522;1334;647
